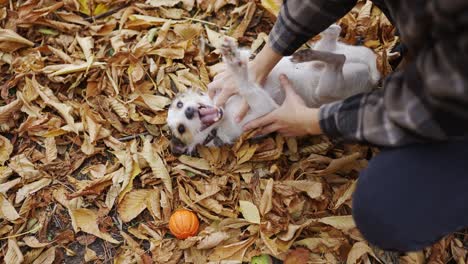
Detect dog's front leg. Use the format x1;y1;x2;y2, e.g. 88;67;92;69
220;38;279;117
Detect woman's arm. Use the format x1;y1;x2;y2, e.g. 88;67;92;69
209;0;358;121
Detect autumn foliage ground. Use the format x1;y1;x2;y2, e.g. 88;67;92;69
0;0;467;263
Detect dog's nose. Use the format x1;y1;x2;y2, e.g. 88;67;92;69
185;107;195;119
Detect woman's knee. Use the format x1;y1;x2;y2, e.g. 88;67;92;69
352;163;441;252
352;180;431;252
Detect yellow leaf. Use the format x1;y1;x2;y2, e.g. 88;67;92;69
261;0;282;16
239;200;260;224
71;208;119;244
236;143;258;165
77;0;108;16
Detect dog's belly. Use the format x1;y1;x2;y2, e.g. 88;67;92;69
263;57;321;107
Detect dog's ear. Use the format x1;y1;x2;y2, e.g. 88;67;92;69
170;137;187;155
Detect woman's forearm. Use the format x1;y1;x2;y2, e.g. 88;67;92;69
251;43;283;84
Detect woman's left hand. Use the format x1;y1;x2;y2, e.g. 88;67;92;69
243;74;323;137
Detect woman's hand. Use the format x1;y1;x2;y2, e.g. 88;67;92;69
243;74;322;137
207;44;283;122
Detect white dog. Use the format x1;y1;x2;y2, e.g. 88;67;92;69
167;25;380;154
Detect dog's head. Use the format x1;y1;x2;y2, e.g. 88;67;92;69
167;89;224;154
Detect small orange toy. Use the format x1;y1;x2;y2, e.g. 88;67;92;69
169;209;199;239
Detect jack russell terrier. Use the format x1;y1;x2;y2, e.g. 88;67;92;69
167;25;380;154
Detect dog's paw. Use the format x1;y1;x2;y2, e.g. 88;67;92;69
220;37;247;77
220;37;239;62
291;49;345;65
291;49;318;63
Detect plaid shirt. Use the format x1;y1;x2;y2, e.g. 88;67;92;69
269;0;468;147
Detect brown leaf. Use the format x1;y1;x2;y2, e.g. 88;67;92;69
31;246;55;264
197;231;230;249
284;248;310;264
347;241;380;264
259;178;273;216
5;238;24;264
0;194;19;221
118;189;151;222
0;134;13;165
71;208;119;244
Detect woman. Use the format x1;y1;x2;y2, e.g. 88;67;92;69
208;0;468;252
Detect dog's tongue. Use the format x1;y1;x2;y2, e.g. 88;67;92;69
199;106;222;128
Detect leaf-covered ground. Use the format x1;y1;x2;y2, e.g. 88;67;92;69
0;0;466;263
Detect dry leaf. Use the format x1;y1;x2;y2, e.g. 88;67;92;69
32;246;56;264
0;194;20;221
197;231;230;249
141;136;172;193
259;178;273;216
239;200;260;224
5;238;24;264
347;241;380;264
71;208;119;244
0;135;13;165
84;248;98;262
118;189;151;222
15;178;52;204
23;236;50;248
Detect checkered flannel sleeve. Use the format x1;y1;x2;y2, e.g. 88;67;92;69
319;43;468;146
268;0;357;56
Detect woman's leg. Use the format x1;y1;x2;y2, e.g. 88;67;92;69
352;139;468;252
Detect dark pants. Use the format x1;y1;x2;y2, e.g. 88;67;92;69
352;140;468;252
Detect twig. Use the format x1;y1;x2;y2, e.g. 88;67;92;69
84;3;131;22
182;17;220;27
117;132;149;141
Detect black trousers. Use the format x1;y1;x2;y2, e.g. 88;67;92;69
352;140;468;252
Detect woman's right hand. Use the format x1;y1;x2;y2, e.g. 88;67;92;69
207;43;283;122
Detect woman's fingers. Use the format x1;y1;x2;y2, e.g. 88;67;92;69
259;123;281;135
235;99;250;122
243;112;276;131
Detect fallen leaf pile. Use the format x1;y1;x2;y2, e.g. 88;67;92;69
0;0;466;263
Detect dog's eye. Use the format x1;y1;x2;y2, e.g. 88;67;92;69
176;101;183;108
178;124;185;134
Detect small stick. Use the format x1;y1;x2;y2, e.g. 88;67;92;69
117;132;149;141
84;3;131;22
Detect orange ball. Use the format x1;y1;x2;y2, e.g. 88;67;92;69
169;209;199;239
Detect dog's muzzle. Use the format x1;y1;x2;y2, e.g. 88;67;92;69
199;105;223;130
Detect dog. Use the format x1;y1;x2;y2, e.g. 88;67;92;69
167;25;380;154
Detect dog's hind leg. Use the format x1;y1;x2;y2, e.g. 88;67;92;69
220;38;278;116
291;49;345;103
